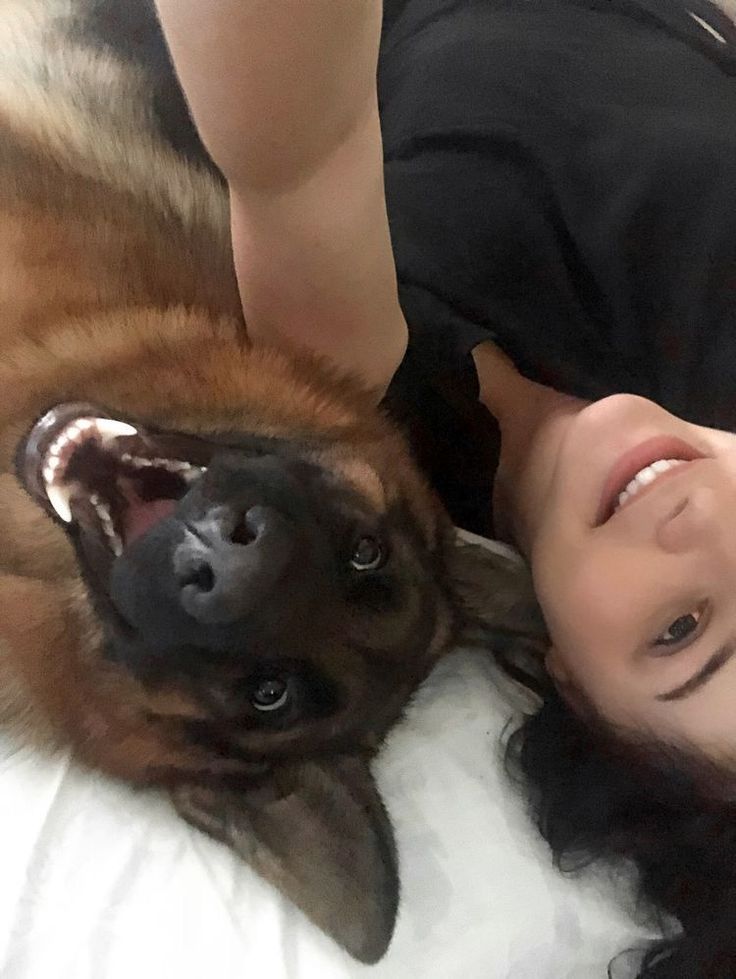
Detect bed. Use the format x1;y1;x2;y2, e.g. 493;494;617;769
0;537;655;979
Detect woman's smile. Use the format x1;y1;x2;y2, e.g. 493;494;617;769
595;435;705;525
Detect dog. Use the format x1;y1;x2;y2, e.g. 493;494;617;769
0;0;539;962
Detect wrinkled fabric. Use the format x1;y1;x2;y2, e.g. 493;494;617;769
0;542;654;979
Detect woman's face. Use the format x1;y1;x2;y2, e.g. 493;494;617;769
521;394;736;756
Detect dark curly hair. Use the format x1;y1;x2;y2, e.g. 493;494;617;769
505;677;736;978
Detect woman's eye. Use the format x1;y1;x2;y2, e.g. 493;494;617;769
653;607;704;647
350;535;385;571
250;677;290;712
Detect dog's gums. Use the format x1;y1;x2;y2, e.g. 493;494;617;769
22;403;210;553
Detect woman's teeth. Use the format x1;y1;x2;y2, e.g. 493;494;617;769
615;458;687;512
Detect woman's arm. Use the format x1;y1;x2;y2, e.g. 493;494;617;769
153;0;407;392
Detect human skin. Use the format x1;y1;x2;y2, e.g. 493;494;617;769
153;0;407;394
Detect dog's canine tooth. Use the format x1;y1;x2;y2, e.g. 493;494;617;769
93;418;138;443
46;483;73;523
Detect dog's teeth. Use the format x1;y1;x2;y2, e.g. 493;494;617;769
93;419;138;443
46;483;73;523
159;459;187;471
183;466;206;483
43;457;62;483
119;452;204;477
119;455;153;468
43;467;54;484
90;494;123;557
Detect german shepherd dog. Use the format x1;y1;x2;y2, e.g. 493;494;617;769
0;0;536;963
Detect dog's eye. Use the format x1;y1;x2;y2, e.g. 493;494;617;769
250;677;290;712
350;535;384;571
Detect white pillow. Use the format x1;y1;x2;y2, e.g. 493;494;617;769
0;544;655;979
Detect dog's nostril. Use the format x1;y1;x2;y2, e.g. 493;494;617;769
230;515;257;546
182;563;215;593
172;505;295;625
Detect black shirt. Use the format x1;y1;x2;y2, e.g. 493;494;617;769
380;0;736;535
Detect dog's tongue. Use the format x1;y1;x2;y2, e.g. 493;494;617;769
123;495;178;548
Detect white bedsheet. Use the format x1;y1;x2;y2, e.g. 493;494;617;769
0;544;655;979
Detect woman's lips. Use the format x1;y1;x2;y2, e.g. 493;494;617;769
595;436;705;525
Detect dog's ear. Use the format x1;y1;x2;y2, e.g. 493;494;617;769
172;753;398;963
447;534;548;691
447;534;545;635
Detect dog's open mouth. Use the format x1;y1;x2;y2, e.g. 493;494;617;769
20;402;212;558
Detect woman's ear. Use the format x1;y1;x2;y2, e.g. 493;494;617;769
545;645;571;688
545;646;590;714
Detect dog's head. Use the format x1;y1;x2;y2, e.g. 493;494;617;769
19;398;454;759
3;322;489;961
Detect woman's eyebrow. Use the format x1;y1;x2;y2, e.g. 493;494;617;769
656;643;736;702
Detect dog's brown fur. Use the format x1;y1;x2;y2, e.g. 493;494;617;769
0;0;538;962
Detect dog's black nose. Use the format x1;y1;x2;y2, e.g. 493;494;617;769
174;504;293;625
108;454;332;668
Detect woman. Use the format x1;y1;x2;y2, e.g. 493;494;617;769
154;0;736;973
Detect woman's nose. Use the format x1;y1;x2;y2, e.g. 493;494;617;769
656;486;720;554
